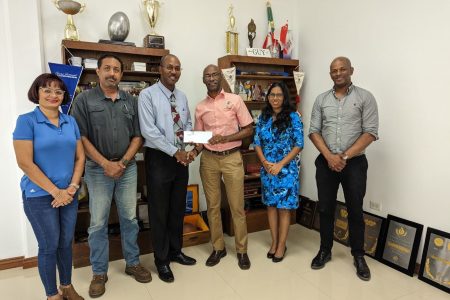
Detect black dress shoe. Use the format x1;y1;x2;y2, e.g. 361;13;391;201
311;249;332;270
237;253;251;270
354;256;371;281
205;249;227;267
272;247;287;263
156;265;174;283
266;251;275;259
170;252;197;265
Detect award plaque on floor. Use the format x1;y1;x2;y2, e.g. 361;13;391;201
297;196;317;229
380;215;423;276
333;201;349;246
418;227;450;294
363;211;385;259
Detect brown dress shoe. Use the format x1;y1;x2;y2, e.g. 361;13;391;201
59;284;84;300
237;253;251;270
125;264;152;283
89;274;108;298
205;249;227;267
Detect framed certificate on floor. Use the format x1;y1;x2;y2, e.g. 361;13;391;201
418;227;450;293
380;215;423;276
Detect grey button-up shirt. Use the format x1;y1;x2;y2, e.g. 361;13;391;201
138;81;192;156
309;85;379;154
71;86;141;160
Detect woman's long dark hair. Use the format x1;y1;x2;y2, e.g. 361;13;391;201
261;82;295;132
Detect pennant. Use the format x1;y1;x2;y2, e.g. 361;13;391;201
293;70;305;96
48;62;83;114
221;67;236;93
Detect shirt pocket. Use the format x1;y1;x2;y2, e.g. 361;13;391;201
87;105;107;127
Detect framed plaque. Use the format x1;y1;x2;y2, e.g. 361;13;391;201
380;215;423;276
418;227;450;293
333;201;349;246
363;211;385;259
297;196;317;229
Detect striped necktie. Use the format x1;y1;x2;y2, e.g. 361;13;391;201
169;94;184;149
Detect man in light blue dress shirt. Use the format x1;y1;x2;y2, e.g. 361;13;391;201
138;54;197;283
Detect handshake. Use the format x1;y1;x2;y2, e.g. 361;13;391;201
174;144;201;166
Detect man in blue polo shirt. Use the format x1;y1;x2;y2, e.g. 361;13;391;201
71;54;151;298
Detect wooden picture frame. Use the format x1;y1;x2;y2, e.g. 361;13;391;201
418;227;450;293
380;215;423;276
185;184;199;214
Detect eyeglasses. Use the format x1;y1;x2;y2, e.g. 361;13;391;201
268;93;283;99
39;87;65;97
162;65;182;72
203;72;221;80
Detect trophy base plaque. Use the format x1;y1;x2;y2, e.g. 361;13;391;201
98;39;136;47
143;35;165;49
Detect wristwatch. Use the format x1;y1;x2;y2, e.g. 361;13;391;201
121;158;129;167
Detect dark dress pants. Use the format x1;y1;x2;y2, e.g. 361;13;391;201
315;154;368;256
145;148;189;266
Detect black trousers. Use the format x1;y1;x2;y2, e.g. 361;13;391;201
315;154;368;256
145;148;189;266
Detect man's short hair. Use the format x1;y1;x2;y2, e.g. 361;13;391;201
97;54;124;72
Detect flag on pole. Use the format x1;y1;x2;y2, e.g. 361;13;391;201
280;21;293;58
262;1;275;49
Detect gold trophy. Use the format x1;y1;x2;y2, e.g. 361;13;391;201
226;4;238;55
142;0;165;48
53;0;85;41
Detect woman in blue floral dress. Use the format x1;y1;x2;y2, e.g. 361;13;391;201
254;82;303;263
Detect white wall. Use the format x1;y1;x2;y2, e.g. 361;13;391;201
0;0;44;259
297;0;450;256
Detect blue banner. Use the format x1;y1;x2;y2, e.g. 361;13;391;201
48;62;83;114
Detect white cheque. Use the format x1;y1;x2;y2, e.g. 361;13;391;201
183;131;213;144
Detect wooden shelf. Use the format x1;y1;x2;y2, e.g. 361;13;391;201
62;40;169;57
237;75;294;80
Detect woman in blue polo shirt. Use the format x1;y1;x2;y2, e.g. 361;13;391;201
13;73;85;300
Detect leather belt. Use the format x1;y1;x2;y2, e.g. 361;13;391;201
109;158;121;162
204;147;240;156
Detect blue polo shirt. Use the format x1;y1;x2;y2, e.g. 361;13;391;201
13;107;80;197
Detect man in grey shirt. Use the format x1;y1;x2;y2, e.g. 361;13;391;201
71;54;151;298
309;57;379;281
138;54;196;283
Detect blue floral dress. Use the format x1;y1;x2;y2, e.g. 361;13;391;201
253;112;304;209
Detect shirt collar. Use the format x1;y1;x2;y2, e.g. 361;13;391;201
34;106;69;125
206;89;226;101
91;86;124;102
157;81;177;99
332;83;354;98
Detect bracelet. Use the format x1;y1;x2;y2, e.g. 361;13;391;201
69;183;80;190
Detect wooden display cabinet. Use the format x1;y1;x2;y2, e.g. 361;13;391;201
217;55;299;235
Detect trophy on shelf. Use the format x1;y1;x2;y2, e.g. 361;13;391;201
142;0;165;48
226;4;238;55
53;0;85;41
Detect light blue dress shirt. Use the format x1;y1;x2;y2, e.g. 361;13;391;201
138;81;192;156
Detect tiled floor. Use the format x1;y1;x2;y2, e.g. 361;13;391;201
1;225;448;300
